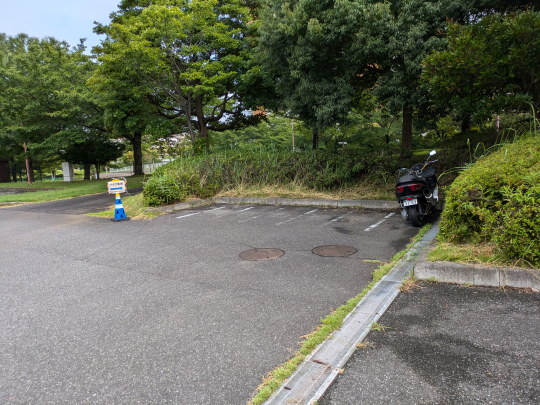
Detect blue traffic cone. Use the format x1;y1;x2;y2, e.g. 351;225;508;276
112;193;130;222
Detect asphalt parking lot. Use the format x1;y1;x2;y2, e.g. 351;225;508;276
320;283;540;405
1;201;417;404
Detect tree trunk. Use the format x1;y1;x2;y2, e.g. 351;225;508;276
195;95;209;153
23;143;34;185
11;158;17;183
461;115;471;132
133;132;144;176
84;163;91;180
402;107;413;154
199;124;209;153
312;130;319;149
95;164;100;180
291;119;295;151
26;157;35;184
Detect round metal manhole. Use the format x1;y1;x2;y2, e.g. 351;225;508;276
312;245;358;257
240;248;285;261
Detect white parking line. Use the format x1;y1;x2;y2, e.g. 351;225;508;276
212;206;254;219
364;213;395;231
238;207;285;223
207;206;226;211
320;211;354;226
176;212;201;219
276;209;318;225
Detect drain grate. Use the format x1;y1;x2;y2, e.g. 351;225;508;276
312;245;358;257
240;248;285;261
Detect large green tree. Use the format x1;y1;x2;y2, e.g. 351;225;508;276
422;10;540;123
257;0;535;153
0;34;107;182
61;134;125;180
93;0;262;156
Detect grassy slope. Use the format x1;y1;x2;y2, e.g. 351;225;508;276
0;176;147;204
215;182;396;201
427;242;539;270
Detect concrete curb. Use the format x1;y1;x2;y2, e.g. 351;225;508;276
0;202;25;207
415;236;539;289
145;197;399;214
262;225;439;405
143;198;214;214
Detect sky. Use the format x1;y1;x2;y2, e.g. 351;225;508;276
0;0;121;52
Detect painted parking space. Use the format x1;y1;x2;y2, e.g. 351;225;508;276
0;203;420;404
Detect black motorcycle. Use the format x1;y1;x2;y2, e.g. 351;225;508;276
395;150;439;227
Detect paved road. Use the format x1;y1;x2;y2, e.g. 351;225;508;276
320;283;540;405
1;202;418;404
6;188;143;215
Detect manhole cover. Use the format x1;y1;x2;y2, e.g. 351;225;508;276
240;248;285;261
312;245;358;257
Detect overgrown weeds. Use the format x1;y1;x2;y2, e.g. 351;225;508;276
428;242;540;270
216;182;395;201
370;322;391;332
399;276;423;292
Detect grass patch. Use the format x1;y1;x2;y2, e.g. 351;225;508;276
249;223;431;405
399;276;422;293
370;321;391;332
216;182;395;201
0;176;146;204
428;241;540;270
86;193;161;220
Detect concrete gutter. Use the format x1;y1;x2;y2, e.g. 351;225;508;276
262;224;439;405
144;197;399;214
415;234;539;289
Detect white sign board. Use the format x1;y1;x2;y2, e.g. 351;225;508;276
107;180;127;194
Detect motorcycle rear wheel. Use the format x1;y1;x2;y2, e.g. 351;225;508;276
409;205;423;227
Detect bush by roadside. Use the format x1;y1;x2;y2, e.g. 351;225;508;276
439;134;540;265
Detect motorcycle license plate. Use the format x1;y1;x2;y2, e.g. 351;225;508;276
402;199;417;207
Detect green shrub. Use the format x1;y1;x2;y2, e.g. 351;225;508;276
142;174;185;207
142;170;220;207
439;135;540;264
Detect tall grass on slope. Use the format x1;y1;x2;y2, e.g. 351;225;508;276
142;148;403;206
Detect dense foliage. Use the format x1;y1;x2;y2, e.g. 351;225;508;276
142;148;405;206
0;34;107;180
92;0;262;155
423;10;540;123
439;134;540;264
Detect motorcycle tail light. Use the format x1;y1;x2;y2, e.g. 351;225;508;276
408;183;423;191
395;186;405;193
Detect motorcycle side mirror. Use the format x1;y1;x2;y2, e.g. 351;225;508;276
429;150;436;156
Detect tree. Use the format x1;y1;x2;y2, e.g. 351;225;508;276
61;135;125;179
0;34;107;181
422;10;540;123
257;0;535;153
92;0;263;156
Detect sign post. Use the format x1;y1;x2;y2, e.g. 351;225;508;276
107;177;129;222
